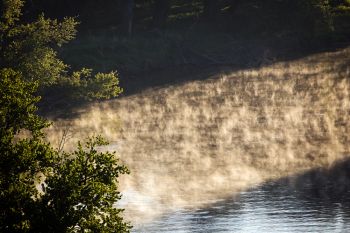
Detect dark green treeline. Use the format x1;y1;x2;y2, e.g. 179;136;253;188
20;0;350;43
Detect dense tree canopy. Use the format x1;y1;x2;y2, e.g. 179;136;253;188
18;0;350;40
0;1;131;232
0;68;54;232
0;0;123;103
0;68;131;232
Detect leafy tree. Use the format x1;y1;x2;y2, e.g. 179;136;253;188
0;1;130;230
0;68;54;232
33;136;130;233
0;0;122;102
0;68;131;232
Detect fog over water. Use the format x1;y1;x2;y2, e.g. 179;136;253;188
46;48;350;226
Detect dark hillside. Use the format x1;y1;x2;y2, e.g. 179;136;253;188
19;0;350;106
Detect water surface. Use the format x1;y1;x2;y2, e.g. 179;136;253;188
133;178;350;233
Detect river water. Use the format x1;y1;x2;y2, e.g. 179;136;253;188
132;178;350;233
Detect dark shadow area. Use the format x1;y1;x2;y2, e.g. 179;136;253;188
39;42;350;120
29;0;350;117
114;42;350;96
58;0;350;94
281;158;350;201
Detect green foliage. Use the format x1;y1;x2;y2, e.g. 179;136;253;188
0;0;24;29
0;68;131;232
0;0;122;101
0;68;56;232
0;1;77;86
60;68;123;101
36;136;130;233
0;68;48;138
0;1;130;231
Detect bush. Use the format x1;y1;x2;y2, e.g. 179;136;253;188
0;68;131;232
0;0;122;102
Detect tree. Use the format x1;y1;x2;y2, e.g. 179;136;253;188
0;0;131;231
0;68;131;232
121;0;134;36
153;0;170;29
0;68;54;232
34;136;130;233
0;0;122;102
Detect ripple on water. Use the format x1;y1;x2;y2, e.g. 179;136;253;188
133;179;350;233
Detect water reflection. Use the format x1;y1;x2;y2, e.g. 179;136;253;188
134;160;350;233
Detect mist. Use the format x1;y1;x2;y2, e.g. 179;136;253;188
45;47;350;224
